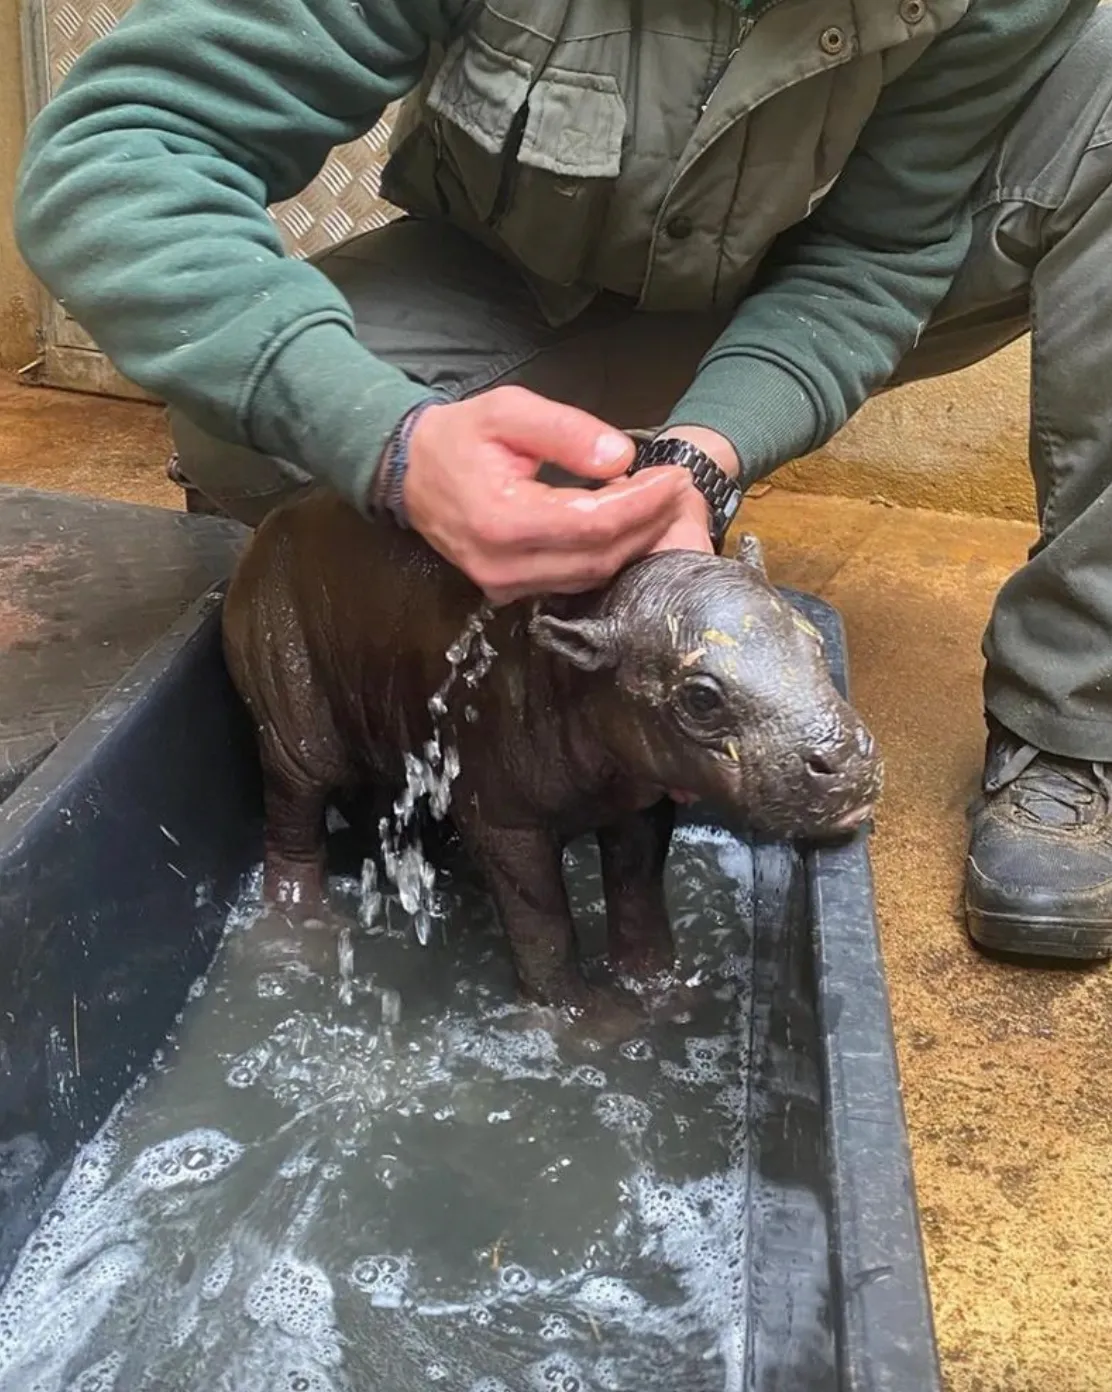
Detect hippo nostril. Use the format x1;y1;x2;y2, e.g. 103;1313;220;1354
804;752;839;778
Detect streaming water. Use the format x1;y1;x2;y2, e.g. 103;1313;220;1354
372;604;496;948
0;828;764;1392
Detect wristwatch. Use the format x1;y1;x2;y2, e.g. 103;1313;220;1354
627;435;743;552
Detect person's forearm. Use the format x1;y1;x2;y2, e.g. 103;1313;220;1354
666;0;1097;486
15;0;456;509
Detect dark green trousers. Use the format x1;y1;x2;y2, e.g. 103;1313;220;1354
171;7;1112;761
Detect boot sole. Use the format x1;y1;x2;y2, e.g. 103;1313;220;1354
966;906;1112;961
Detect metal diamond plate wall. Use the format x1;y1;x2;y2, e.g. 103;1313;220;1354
25;0;402;390
268;120;401;262
42;0;402;257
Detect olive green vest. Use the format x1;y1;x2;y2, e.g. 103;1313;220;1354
380;0;971;323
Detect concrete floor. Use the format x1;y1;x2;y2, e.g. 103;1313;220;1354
3;372;1111;1390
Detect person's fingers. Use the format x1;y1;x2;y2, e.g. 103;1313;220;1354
400;391;699;602
462;466;685;554
468;505;683;602
647;482;715;556
477;385;635;481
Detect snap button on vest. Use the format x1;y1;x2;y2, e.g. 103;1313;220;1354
899;0;926;22
819;26;846;55
665;214;694;240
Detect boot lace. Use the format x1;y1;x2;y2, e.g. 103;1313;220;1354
985;732;1111;830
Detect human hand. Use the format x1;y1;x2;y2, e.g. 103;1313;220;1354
401;386;689;604
646;426;741;558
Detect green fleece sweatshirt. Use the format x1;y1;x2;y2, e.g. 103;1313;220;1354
14;0;1096;505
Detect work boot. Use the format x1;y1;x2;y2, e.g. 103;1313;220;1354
965;718;1112;960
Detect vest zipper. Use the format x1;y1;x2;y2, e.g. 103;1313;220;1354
488;107;530;226
486;0;574;228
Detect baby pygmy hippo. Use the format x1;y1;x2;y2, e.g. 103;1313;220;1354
222;490;881;1022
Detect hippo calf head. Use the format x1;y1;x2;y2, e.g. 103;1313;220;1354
529;536;882;840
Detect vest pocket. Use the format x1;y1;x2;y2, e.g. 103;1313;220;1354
425;31;534;223
425;42;627;287
495;69;627;285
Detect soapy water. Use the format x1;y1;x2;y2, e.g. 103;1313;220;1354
0;828;776;1392
374;603;496;948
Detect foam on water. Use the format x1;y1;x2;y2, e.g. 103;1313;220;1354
0;828;770;1391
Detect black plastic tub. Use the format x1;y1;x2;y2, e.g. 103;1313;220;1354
0;584;941;1391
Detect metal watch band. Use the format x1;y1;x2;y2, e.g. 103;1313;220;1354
627;436;742;549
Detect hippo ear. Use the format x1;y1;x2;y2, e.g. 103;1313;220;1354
733;531;767;576
528;615;620;671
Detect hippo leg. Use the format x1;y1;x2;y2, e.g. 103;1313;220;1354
458;820;645;1036
256;718;346;913
262;766;331;911
598;800;677;983
460;822;582;1006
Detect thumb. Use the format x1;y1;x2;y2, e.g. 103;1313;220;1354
480;386;635;481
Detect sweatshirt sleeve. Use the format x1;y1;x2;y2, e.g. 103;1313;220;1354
664;0;1099;486
14;0;458;509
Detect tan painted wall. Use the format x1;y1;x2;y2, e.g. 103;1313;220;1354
775;338;1037;523
0;0;38;372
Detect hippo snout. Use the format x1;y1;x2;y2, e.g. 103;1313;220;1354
800;722;876;781
793;716;882;838
806;720;875;765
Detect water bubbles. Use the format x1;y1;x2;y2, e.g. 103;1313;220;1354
592;1093;652;1135
132;1131;243;1191
539;1314;573;1341
200;1247;234;1301
528;1354;585;1391
715;1083;747;1120
67;1138;116;1199
497;1264;535;1296
0;822;766;1390
350;1254;410;1308
660;1035;733;1089
69;1351;123;1391
447;1020;560;1083
573;1276;646;1322
244;1255;339;1368
284;1371;334;1392
592;1358;624;1390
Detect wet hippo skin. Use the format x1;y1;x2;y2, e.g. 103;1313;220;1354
222;489;881;1023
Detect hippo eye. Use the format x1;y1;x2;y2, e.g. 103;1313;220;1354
679;677;725;722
